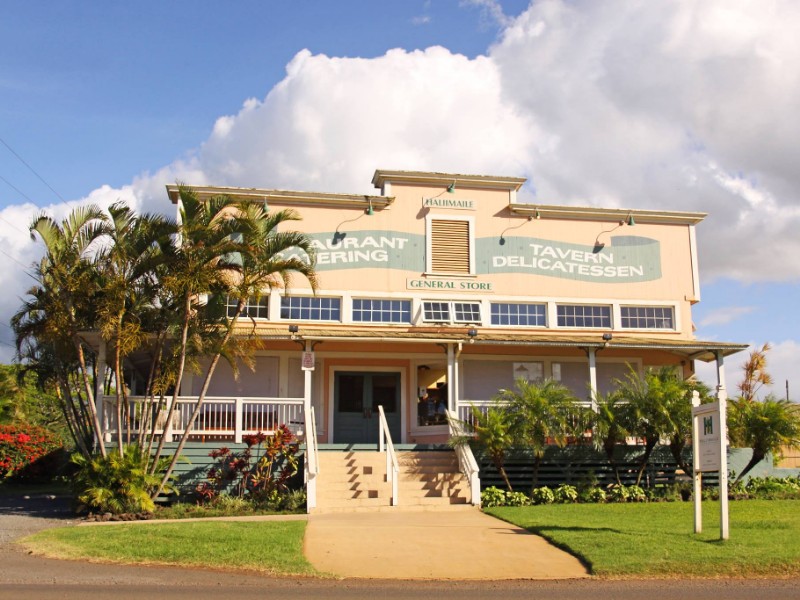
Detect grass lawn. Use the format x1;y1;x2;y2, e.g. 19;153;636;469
486;499;800;578
21;520;317;576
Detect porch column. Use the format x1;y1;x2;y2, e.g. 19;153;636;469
715;350;730;540
303;341;313;437
587;348;598;412
446;343;456;413
95;339;108;444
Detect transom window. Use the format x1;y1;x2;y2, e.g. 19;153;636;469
422;300;481;324
557;304;612;328
491;303;547;327
226;295;268;319
352;299;412;323
621;306;675;329
281;296;341;321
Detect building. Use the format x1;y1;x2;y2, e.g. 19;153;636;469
102;169;746;509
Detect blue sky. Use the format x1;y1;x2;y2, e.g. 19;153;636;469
1;1;798;397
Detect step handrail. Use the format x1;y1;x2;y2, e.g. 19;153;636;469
377;405;399;506
305;405;319;511
446;408;481;506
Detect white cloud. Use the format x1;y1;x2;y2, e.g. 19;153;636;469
699;306;755;328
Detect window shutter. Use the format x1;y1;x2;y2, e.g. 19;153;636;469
431;219;470;273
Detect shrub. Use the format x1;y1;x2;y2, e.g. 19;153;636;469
627;485;647;503
72;445;175;514
0;424;62;480
554;484;578;504
579;487;607;504
481;486;507;508
505;491;531;506
530;486;555;505
608;484;630;503
745;476;800;499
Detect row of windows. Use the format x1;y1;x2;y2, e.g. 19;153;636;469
225;295;675;330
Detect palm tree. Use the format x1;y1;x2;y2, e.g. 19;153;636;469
502;378;580;488
13;206;109;457
728;396;800;481
464;403;515;491
153;191;318;498
591;389;633;485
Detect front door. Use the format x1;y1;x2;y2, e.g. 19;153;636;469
334;372;401;444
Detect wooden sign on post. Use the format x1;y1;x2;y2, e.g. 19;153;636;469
691;390;730;540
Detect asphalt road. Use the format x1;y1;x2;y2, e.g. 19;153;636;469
1;492;798;600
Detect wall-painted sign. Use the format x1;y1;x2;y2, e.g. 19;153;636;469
422;198;476;210
477;235;661;283
278;230;661;283
407;278;493;292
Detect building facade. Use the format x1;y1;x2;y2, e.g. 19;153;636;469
150;170;744;448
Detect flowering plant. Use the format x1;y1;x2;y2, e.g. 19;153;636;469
0;424;62;479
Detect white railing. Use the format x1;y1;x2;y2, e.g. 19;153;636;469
377;405;399;507
446;408;482;506
102;395;305;443
456;398;595;425
305;405;319;512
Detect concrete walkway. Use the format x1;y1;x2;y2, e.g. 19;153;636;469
304;507;589;580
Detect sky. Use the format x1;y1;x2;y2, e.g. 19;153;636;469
1;0;798;399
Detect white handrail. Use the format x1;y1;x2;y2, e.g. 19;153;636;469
377;405;399;506
305;405;319;511
446;408;481;506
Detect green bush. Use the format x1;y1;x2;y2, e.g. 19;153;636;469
579;487;607;503
627;485;647;503
505;491;531;506
72;446;175;514
554;484;578;504
481;486;507;508
530;486;555;505
745;476;800;499
608;484;630;503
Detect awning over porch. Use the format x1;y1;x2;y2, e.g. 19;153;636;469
232;324;748;362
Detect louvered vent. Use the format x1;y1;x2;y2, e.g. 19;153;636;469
431;219;470;273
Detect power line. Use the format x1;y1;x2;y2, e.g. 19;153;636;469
0;135;70;208
0;246;29;269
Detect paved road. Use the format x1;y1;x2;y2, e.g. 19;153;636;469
1;493;799;599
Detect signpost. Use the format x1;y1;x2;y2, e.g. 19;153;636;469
691;389;730;539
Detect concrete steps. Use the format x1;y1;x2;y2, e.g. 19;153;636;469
311;449;473;513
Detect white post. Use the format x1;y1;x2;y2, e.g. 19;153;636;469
234;397;243;443
587;348;598;412
446;343;455;412
691;390;702;533
716;352;730;540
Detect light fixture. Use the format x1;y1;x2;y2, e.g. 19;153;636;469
602;333;613;341
467;328;478;343
626;213;636;226
288;324;299;341
534;208;541;219
263;196;269;211
366;199;374;216
446;181;456;194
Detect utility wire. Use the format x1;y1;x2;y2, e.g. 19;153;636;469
0;134;71;209
0;246;29;269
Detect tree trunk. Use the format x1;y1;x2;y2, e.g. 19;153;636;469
74;340;106;458
735;449;766;483
635;437;658;487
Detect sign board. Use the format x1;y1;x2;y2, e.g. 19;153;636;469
513;362;543;382
406;278;493;292
423;197;476;210
693;401;721;472
301;351;315;371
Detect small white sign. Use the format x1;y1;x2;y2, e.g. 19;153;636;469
513;362;543;382
301;351;316;371
693;401;721;472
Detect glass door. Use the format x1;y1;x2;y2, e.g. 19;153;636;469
334;372;401;444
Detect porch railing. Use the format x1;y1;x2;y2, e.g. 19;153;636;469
446;408;481;506
378;405;399;506
456;398;594;426
101;395;305;443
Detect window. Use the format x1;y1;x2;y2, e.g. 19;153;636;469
352;299;412;323
491;303;546;327
557;304;611;328
422;300;481;324
281;296;341;321
226;295;268;319
621;306;675;329
428;217;473;274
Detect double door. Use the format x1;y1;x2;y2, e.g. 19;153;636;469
333;372;401;444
